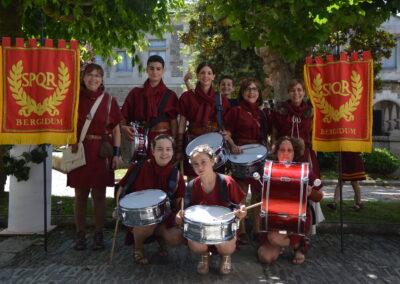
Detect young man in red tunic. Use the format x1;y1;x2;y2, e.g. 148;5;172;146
121;55;179;158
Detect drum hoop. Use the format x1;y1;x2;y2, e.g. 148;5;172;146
185;133;224;156
119;190;167;210
184;205;234;224
228;154;267;165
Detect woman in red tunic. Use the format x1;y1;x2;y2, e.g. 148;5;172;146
117;135;186;264
177;62;231;179
271;79;320;177
225;78;269;244
258;136;323;265
176;144;247;275
67;63;123;250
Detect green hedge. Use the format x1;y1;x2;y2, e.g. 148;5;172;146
363;148;400;174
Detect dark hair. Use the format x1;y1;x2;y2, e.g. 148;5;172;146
238;77;263;103
219;75;234;86
196;62;216;75
287;78;305;93
82;63;104;88
147;55;165;68
151;134;175;151
272;136;305;162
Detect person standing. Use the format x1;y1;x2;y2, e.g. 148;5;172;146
68;63;123;250
121;55;179;158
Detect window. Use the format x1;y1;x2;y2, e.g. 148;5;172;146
148;39;167;61
382;45;397;69
94;56;104;66
116;51;133;72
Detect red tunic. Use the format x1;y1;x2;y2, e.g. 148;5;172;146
340;152;366;181
271;100;320;177
178;85;231;176
225;101;269;192
119;158;185;199
189;175;245;207
67;88;123;188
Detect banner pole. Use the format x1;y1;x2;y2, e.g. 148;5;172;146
338;151;344;253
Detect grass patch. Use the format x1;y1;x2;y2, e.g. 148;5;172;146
115;168;128;180
1;193;399;223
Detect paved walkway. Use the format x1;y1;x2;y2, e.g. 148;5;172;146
5;170;400;202
0;229;399;283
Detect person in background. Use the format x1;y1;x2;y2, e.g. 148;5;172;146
68;63;123;250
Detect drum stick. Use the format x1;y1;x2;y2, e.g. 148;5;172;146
109;218;120;265
240;145;261;151
214;202;262;220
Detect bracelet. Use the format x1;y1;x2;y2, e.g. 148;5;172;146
113;146;121;156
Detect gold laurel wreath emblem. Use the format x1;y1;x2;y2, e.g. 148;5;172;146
7;60;70;117
310;71;363;123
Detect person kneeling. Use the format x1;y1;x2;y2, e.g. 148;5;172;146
176;144;247;275
116;135;186;264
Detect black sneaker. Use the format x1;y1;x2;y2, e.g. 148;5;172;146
326;202;337;210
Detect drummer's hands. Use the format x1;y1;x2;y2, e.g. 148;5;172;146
234;205;247;220
121;125;135;141
175;209;184;225
230;144;243;155
220;130;231;141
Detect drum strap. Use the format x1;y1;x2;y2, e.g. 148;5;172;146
147;89;172;131
184;174;239;209
167;167;179;200
215;93;224;131
259;110;267;145
121;159;146;199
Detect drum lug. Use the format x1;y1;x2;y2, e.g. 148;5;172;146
183;223;188;232
278;213;288;218
302;177;309;183
260;211;266;217
280;177;292;182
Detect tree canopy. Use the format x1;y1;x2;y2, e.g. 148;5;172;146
182;0;398;100
0;0;184;68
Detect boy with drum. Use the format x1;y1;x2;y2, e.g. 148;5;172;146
120;55;179;159
176;144;247;275
116;135;186;264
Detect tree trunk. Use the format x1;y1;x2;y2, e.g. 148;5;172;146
255;46;296;103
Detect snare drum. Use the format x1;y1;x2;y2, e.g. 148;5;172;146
260;161;309;235
118;189;169;227
121;122;148;163
183;205;238;244
185;133;228;169
228;144;267;178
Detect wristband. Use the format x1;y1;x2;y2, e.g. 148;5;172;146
113;146;121;156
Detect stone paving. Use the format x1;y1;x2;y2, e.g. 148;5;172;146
0;228;399;283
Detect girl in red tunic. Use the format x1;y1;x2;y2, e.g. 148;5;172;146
257;136;323;265
176;144;247;275
117;135;186;264
177;62;231;179
67;64;123;250
225;78;269;244
271;79;320;177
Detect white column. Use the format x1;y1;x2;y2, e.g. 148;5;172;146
6;145;53;234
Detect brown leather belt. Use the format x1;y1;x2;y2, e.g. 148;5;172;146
85;134;111;140
236;137;259;144
188;121;219;137
139;121;170;133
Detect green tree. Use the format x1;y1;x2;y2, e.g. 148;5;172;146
0;0;184;192
186;0;398;101
180;0;266;98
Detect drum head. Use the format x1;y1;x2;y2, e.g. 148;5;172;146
185;133;223;156
228;144;267;164
120;189;166;209
185;205;234;224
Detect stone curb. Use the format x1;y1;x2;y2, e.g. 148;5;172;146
322;179;400;186
0;215;399;235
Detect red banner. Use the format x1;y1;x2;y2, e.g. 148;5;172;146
304;52;373;152
0;37;80;144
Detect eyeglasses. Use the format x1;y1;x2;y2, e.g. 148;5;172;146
86;73;102;79
245;87;258;92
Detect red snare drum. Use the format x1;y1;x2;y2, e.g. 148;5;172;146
260;160;309;235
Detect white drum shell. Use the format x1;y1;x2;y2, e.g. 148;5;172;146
183;205;238;244
118;189;169;227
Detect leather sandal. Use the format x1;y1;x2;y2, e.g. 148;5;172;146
349;202;364;211
326;202;337;210
292;249;305;265
219;255;232;275
197;253;209;274
93;231;105;250
134;248;149;265
74;231;86;250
